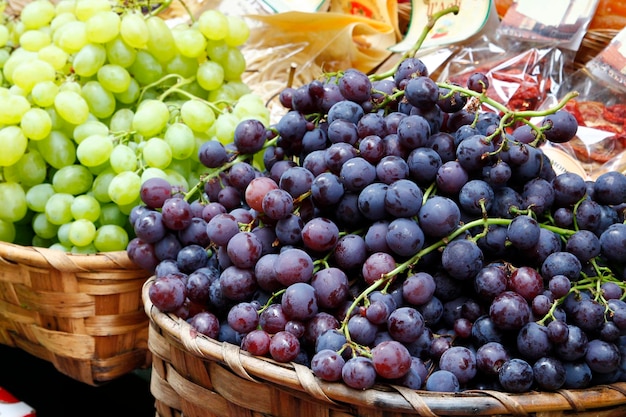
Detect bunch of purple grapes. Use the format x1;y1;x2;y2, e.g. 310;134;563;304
130;57;626;395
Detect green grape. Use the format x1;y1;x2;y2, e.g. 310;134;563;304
173;27;207;58
8;149;47;187
97;64;131;93
164;122;195;160
165;54;198;78
54;90;90;126
53;20;88;53
56;222;72;247
52;164;93;195
198;9;229;41
20;29;51;51
0;93;31;125
227;79;253;97
196;60;224;91
86;160;111;176
71;243;98;254
10;21;26;46
110;143;137;173
113;76;140;104
165;169;189;191
45;192;75;225
224;15;250;47
45;108;73;133
72;43;107;77
12;58;56;93
179;80;209;102
37;44;69;70
9;85;27;97
120;11;149;49
142;137;172;169
0;49;10;67
32;212;59;240
213;112;239;145
0;126;28;167
207;82;239;109
105;36;137;68
0;25;9;48
91;167;115;203
108;171;141;206
81;80;116;119
0;219;16;243
21;107;53;141
36;130;76;168
222;47;246;81
54;90;89;125
146;15;176;63
59;79;83;94
206;39;229;62
93;224;129;252
132;99;170;138
167;157;192;181
128;49;163;85
55;0;77;15
68;219;97;247
31;80;60;107
98;202;127;227
73;120;109;144
180;99;216;133
0;182;28;223
26;183;55;212
3;48;37;84
70;194;101;222
20;0;56;30
49;243;71;251
140;167;169;183
76;133;114;167
233;93;271;126
86;10;120;44
109;108;134;132
74;0;111;21
50;12;77;34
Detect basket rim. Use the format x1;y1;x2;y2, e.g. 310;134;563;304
143;277;626;415
0;241;140;271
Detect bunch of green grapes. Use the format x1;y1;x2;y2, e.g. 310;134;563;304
0;0;270;253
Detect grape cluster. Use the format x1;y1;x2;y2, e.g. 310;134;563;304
140;42;626;395
0;0;269;252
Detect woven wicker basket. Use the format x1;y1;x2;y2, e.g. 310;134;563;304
0;242;152;386
143;277;626;417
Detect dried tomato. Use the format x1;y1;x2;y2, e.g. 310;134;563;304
602;104;626;125
564;101;586;126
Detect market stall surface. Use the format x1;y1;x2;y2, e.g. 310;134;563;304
0;344;155;416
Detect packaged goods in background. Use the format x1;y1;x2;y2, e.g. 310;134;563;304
0;388;35;417
545;26;626;179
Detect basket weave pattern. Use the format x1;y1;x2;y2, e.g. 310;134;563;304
144;278;626;417
0;242;151;385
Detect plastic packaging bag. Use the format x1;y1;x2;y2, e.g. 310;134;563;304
541;27;626;179
437;0;598;113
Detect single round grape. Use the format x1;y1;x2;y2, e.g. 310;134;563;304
438;346;477;384
311;349;345;382
541;110;578;143
268;330;301;363
241;329;271;356
341;356;377;390
425;370;460;392
149;274;186;313
498;358;534;393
